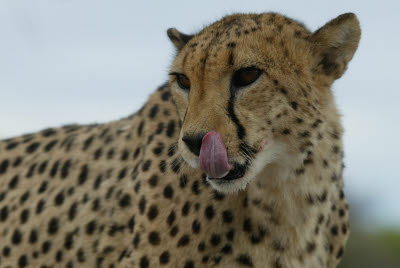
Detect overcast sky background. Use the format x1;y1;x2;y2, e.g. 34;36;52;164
1;0;399;228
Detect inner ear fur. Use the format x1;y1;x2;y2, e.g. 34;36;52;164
310;13;361;81
167;28;194;51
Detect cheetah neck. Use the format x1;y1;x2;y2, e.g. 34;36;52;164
245;127;343;252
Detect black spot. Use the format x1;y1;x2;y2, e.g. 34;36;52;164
139;196;147;214
82;135;94;151
133;148;141;160
167;143;177;156
336;247;344;259
36;199;46;214
142;160;152;172
78;164;89;185
20;191;30;204
228;52;234;65
214;191;225;201
86;220;97;235
331;225;339;236
107;148;115;159
205;205;215;220
339;208;345;217
191;180;200;195
26;163;37;178
1;206;9;222
42;240;51;254
61;160;71;179
44;140;58;151
6;141;19;150
222;210;234;223
184;260;194;268
290;102;298;110
282;129;291;135
210;234;221;246
147;205;159;221
26;142;40;153
18;254;28;268
167;211;176;226
13;156;23;167
137;121;145;136
47;218;59;235
159;251;170;264
163;185;174;199
42;128;57;137
148;231;161;245
20;209;30;224
77;248;85;262
12;229;23;244
221;244;232;254
198;241;206;252
0;159;10;174
170;225;179;237
133;233;141;248
153;144;164;155
148;175;158;187
134;181;141;193
166;120;176;137
236;254;253;267
54;191;65;206
192;219;201;233
161;91;171;101
243;218;252;233
119;194;131;208
149;105;159;119
171;158;181;173
140;255;149;268
29;229;38;244
182;201;191;216
158;160;166;173
307;241;316;253
180;174;188;188
177;235;190;247
342;223;348;234
9;175;19;189
49;160;60;177
226;229;235;241
68;202;78;221
64;232;75;250
128;216;135;233
38;160;48;174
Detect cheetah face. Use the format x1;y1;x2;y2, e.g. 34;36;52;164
168;13;360;193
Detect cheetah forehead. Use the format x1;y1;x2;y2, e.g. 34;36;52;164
171;13;312;73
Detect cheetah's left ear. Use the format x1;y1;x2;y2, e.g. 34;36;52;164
167;28;194;51
310;13;361;81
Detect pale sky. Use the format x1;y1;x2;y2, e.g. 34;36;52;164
1;0;399;228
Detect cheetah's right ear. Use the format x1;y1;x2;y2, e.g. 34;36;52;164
310;13;361;82
167;28;194;51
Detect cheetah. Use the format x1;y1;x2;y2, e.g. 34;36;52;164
0;12;360;268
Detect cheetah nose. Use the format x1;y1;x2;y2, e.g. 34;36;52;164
199;131;232;179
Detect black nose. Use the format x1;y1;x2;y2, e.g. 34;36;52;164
182;133;205;157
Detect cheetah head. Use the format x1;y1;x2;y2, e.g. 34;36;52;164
168;13;360;193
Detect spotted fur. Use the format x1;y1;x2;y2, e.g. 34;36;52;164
0;12;360;268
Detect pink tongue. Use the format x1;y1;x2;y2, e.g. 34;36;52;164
199;131;232;178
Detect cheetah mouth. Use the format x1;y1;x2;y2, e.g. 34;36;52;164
207;162;247;181
198;131;251;182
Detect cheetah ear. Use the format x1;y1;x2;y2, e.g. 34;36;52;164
310;13;361;81
167;28;194;51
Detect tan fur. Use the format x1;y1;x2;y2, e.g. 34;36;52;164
0;12;360;268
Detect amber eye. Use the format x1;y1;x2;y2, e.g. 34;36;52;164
176;74;191;91
232;67;262;88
